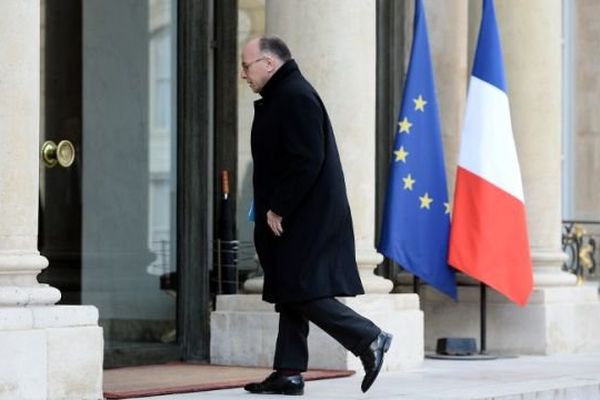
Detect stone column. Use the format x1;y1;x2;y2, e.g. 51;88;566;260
0;3;103;398
423;0;469;193
0;0;60;307
493;0;575;287
266;0;391;293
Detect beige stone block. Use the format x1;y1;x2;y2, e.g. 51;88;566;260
422;286;600;355
0;308;34;330
330;296;423;371
31;305;99;328
211;294;423;371
342;294;420;311
536;286;598;304
307;308;423;372
215;294;274;312
211;310;279;367
46;326;104;400
0;330;46;400
0;307;103;399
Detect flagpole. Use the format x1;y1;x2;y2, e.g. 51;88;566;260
413;276;420;296
480;282;487;354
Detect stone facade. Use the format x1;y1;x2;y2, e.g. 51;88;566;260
2;0;600;397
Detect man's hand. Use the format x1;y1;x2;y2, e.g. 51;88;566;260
266;210;284;236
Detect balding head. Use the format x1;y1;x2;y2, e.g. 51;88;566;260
240;36;291;93
258;37;292;62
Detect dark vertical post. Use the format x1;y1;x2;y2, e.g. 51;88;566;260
177;0;214;362
413;276;420;295
213;0;238;251
214;0;238;297
375;0;408;280
480;282;487;354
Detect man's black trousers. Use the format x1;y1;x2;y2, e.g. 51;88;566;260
273;297;381;371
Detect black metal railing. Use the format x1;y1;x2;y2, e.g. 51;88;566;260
152;238;260;309
562;220;599;282
211;240;258;295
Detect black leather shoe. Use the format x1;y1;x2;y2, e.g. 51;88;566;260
244;371;304;395
359;331;393;393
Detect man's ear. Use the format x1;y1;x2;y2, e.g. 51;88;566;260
265;56;277;73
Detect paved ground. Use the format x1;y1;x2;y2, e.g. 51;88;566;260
126;352;600;400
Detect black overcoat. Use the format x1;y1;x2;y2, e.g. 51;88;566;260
251;60;364;304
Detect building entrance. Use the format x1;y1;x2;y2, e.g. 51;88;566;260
39;0;180;368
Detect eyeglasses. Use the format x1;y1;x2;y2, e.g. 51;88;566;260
241;56;267;72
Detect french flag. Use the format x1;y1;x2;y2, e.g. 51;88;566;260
448;0;533;306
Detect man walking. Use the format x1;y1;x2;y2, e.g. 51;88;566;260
241;36;392;395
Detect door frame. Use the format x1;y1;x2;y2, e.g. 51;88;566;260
176;0;238;362
176;0;213;362
102;0;238;366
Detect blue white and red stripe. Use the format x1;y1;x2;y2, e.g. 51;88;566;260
448;0;533;306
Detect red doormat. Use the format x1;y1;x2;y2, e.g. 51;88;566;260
103;363;355;399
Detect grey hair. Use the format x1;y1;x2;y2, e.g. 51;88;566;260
259;36;292;62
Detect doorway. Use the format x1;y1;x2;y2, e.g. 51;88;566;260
39;0;217;368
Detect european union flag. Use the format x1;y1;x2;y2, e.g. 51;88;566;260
378;0;457;299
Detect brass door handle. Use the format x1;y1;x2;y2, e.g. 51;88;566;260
41;140;75;168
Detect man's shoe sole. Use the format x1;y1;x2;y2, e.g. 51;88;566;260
383;334;392;352
246;388;304;395
361;333;393;393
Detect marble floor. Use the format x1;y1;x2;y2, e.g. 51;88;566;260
125;352;600;399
